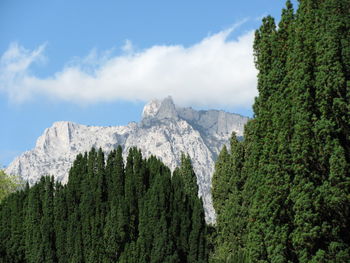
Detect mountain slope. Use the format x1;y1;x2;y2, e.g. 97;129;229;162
6;97;248;222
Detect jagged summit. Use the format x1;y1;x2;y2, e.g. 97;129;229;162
142;96;178;121
6;97;249;223
36;121;76;151
142;97;247;137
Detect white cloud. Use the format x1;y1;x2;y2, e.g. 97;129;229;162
0;27;257;108
0;42;46;102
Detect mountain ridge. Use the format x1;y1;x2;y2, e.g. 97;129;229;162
6;97;248;222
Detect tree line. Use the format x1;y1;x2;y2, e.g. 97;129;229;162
0;147;208;263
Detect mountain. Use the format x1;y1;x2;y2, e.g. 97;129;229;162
5;97;248;222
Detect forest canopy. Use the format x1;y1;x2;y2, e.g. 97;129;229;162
0;147;208;263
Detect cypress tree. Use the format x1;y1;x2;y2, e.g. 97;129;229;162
54;182;68;263
212;0;350;262
39;176;56;262
124;147;139;242
24;180;44;263
175;154;208;263
0;185;28;262
0;146;208;263
288;0;350;261
212;145;231;218
211;133;247;262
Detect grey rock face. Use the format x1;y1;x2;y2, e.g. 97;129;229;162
6;97;248;223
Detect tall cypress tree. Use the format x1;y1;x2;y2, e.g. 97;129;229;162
24;180;44;263
54;182;67;263
39;176;56;262
212;145;231;218
288;1;350;261
212;0;350;262
175;154;208;263
124;147;139;242
211;133;247;262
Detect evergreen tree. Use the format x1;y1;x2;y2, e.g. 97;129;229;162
39;176;56;262
0;184;28;262
212;0;350;262
0;147;208;263
212;145;231;218
54;183;68;263
174;154;208;263
211;133;247;262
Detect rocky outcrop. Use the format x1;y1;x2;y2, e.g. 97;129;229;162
6;97;248;222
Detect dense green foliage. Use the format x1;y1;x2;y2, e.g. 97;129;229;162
211;0;350;262
0;147;208;263
0;170;22;202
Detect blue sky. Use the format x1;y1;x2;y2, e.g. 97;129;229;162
0;0;298;166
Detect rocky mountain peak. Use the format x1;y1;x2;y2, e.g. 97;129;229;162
142;96;178;121
6;98;249;223
35;121;76;152
142;99;161;119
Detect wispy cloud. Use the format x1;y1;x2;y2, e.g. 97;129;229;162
0;42;47;102
0;26;257;108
